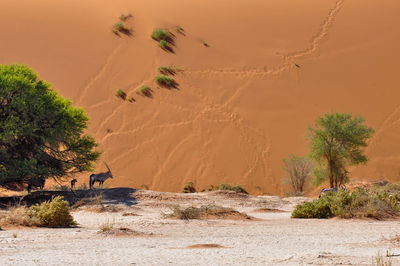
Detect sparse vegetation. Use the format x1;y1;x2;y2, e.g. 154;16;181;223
116;88;126;100
201;40;209;47
0;206;38;227
158;66;175;75
155;75;176;87
28;196;77;227
12;232;17;238
136;85;151;97
292;184;400;219
282;155;313;195
218;184;248;194
151;28;171;41
183;182;196;193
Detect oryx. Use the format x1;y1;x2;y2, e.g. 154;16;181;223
319;185;347;198
89;163;113;189
70;179;77;190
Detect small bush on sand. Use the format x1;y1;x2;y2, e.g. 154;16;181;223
183;182;196;193
201;40;209;47
99;221;114;232
28;196;76;227
151;28;171;41
373;251;392;266
155;75;176;87
218;184;248;194
116;88;126;100
158;66;175;75
292;185;400;219
176;25;184;33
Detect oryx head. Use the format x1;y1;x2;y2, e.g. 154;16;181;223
104;162;113;178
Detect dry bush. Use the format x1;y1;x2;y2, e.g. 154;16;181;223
28;196;76;227
217;184;248;194
99;221;114;232
183;182;196;193
282;155;313;195
373;251;392;266
166;205;254;220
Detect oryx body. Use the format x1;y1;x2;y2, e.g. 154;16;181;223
89;163;113;189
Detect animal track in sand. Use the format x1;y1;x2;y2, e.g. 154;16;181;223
186;0;345;78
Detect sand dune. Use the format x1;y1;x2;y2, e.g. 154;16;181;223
1;0;399;194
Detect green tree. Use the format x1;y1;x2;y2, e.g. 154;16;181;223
308;113;374;188
0;65;100;189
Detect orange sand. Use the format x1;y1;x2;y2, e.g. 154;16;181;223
1;0;399;194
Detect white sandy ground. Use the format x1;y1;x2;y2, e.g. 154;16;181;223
0;191;399;265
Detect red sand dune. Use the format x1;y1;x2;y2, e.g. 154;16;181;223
1;0;399;194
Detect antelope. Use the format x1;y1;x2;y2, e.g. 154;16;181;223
27;177;46;193
89;163;113;189
319;185;347;198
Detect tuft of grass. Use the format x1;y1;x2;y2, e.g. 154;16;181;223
137;85;151;97
176;25;184;33
155;75;176;87
119;13;132;22
373;251;392;266
151;28;171;41
292;185;400;219
218;184;248;194
112;22;131;35
183;182;196;193
12;233;17;238
99;221;114;232
116;88;126;100
158;66;175;75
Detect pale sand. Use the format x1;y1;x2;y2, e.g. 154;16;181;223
0;191;399;265
0;0;400;194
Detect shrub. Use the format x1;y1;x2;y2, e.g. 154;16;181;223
159;40;169;50
116;88;126;99
99;221;114;232
168;206;201;220
28;196;77;227
201;40;209;47
166;205;252;220
176;25;184;33
282;155;313;194
119;13;132;22
151;28;170;41
218;184;248;194
114;22;127;32
158;66;175;75
292;186;400;219
155;75;176;87
183;182;196;193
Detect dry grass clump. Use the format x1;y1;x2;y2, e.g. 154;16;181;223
166;205;254;220
151;28;171;41
292;184;400;219
98;222;147;237
71;193;120;213
1;196;76;228
116;88;126;100
373;251;392;266
0;206;39;227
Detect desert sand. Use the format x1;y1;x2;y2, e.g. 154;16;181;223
1;0;400;194
0;190;399;265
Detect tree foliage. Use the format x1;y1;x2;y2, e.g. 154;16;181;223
308;113;374;188
0;65;100;189
282;155;313;194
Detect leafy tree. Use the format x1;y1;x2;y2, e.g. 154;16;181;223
308;113;374;188
282;155;313;194
0;65;100;189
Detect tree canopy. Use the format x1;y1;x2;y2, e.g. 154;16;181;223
0;64;100;189
308;112;374;188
